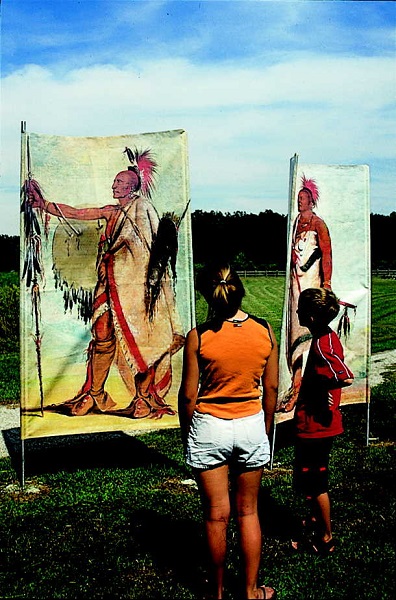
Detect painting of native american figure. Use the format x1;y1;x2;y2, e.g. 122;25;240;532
20;130;194;440
280;173;333;412
276;157;370;424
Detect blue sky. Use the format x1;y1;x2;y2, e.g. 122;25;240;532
1;0;395;234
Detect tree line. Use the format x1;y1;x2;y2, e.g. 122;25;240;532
1;210;395;272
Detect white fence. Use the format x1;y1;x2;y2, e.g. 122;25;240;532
237;270;286;278
372;269;396;279
237;269;396;279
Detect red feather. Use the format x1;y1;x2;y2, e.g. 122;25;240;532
301;174;319;204
124;147;157;199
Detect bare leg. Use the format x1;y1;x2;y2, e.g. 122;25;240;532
235;468;275;599
313;492;332;542
196;465;230;600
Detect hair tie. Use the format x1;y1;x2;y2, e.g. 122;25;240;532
220;279;227;284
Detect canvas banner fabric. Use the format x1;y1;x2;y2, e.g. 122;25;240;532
20;130;194;440
276;156;370;424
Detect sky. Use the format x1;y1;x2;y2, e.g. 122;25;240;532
1;0;395;235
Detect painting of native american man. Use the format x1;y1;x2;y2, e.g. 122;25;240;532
26;147;186;420
276;161;368;423
279;174;333;413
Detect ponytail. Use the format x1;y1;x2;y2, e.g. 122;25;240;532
196;263;245;319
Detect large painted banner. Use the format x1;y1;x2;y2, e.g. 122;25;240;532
276;156;370;424
20;130;194;440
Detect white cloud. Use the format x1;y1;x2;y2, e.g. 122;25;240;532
1;52;395;234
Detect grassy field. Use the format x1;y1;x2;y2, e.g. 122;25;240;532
195;275;396;353
1;273;395;404
0;273;395;599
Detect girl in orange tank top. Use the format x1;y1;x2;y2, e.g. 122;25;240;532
178;263;278;600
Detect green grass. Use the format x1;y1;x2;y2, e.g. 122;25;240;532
371;277;396;352
0;382;394;599
0;272;395;598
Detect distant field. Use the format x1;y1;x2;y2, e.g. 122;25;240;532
1;273;396;403
195;275;285;337
2;272;396;348
196;275;396;354
371;277;396;352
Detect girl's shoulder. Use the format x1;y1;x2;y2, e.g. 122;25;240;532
314;327;342;349
247;315;275;347
248;314;270;329
196;319;223;336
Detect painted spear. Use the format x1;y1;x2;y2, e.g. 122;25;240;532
21;135;45;416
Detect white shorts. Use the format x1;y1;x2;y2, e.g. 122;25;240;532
186;409;270;471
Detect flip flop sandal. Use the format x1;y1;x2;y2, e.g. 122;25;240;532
291;516;317;551
311;536;336;556
258;585;277;599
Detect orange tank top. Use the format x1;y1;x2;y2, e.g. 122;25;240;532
196;315;273;419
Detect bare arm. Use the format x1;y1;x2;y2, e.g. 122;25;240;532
178;328;200;449
28;181;114;221
261;324;279;435
44;201;113;222
316;216;332;289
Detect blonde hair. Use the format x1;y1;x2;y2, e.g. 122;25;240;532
196;263;245;319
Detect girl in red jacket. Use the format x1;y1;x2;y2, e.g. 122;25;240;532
291;287;354;556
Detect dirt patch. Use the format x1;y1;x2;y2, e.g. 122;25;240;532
370;349;396;387
1;480;51;501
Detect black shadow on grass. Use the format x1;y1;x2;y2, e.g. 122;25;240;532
130;508;208;596
2;428;180;481
257;486;299;542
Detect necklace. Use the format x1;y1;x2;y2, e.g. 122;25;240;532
296;213;314;235
225;314;249;327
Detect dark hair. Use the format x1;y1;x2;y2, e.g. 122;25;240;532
298;288;340;325
196;263;245;319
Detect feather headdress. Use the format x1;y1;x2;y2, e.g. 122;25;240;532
301;174;319;205
124;147;157;199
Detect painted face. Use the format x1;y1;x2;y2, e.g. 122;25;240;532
298;190;314;212
112;171;136;200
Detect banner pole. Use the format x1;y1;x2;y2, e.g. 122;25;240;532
366;169;372;447
270;421;277;470
366;400;370;447
21;438;26;490
20;121;27;490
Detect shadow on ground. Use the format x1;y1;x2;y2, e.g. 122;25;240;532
2;427;180;481
130;508;209;595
